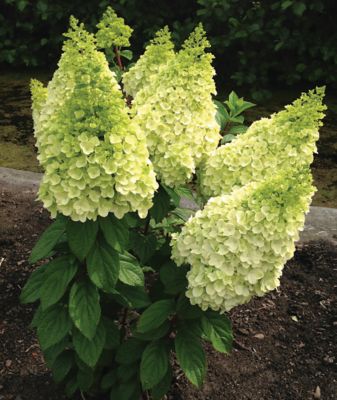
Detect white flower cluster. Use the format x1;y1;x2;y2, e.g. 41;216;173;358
172;169;315;312
31;17;157;222
198;88;326;198
131;24;221;187
122;26;174;98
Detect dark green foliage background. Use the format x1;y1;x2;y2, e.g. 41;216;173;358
1;0;336;94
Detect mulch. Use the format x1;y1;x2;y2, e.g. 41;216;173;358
0;187;336;400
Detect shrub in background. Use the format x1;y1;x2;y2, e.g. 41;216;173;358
1;0;336;96
21;7;325;400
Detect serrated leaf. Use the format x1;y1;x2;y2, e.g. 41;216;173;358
150;186;172;223
133;320;170;341
67;219;98;261
40;257;78;310
116;283;151;308
175;329;206;387
87;240;120;292
52;351;74;383
129;232;157;263
120;49;133;60
99;214;129;252
30;305;43;328
119;252;144;287
69;280;101;339
221;133;236;144
44;337;70;368
151;366;172;400
65;376;78;397
20;264;47;304
202;312;233;353
228;125;248;135
37;305;72;350
115;338;146;364
176;295;203;320
213;99;229;130
102;317;120;349
29;216;66;263
159;262;188;295
140;340;169;390
161;184;180;207
73;321;106;367
138;299;175;333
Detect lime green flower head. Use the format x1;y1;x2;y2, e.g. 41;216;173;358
198;87;326;199
132;24;220;187
30;79;48;131
172;168;315;312
32;17;157;222
122;26;175;98
96;6;133;49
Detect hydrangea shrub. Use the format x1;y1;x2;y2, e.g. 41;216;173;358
22;7;326;400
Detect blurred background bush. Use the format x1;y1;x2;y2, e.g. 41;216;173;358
1;0;336;99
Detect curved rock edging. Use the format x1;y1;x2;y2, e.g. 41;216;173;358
1;167;336;245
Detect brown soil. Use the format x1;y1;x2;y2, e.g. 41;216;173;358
1;186;337;400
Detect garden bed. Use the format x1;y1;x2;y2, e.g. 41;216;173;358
0;186;336;400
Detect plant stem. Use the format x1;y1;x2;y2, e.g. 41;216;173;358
120;307;129;340
115;47;123;70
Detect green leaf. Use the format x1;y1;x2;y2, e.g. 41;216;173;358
171;208;195;222
67;219;98;261
37;305;72;350
102;317;120;349
140;340;169;390
150;186;172;223
159;262;188;295
30;305;44;328
65;376;78;398
116;283;151;308
161;185;180;207
133;320;170;341
87;240;120;292
110;381;141;400
77;367;94;391
20;264;47;304
202;312;233;353
44;337;70;368
292;2;306;16
115;338;145;364
117;363;138;382
175;328;206;387
221;133;236;144
176;295;203;320
213;99;229;130
228;125;248;135
138;299;175;333
69;280;101;339
29;216;66;263
40;257;78;310
119;252;144;286
51;351;74;383
99;214;129;252
73;321;106;367
101;369;117;391
129;232;157;263
120;49;133;60
151;366;172;400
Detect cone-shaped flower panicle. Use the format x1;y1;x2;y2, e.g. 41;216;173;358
198;87;326;198
171;168;315;312
30;79;48;131
31;17;157;222
122;26;174;98
96;6;133;49
132;24;221;187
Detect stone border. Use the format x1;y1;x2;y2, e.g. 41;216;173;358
1;167;336;245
